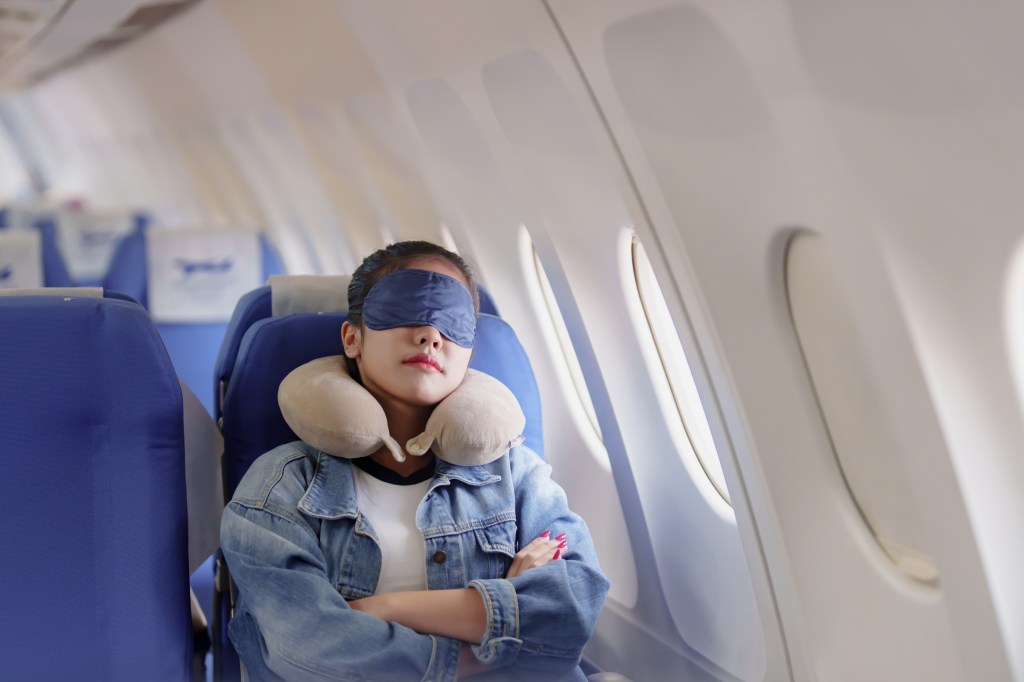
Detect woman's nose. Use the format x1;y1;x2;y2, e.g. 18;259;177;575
415;325;443;348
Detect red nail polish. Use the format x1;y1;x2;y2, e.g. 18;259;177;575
555;533;567;541
557;540;567;549
540;530;551;538
552;549;561;560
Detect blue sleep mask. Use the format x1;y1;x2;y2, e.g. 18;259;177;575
361;269;477;347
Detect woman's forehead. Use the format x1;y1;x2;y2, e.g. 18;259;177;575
401;257;469;287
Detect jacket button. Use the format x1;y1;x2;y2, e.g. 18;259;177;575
432;550;446;564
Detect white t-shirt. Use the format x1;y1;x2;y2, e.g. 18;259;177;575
352;462;432;594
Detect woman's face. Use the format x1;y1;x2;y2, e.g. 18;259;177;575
342;257;474;409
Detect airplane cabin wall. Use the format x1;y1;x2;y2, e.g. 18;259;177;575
546;1;1024;680
0;1;1021;681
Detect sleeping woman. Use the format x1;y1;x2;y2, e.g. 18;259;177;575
221;240;609;681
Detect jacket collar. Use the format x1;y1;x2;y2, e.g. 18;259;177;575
430;458;503;491
297;452;503;519
297;452;358;520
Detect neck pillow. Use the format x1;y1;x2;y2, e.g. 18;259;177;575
278;356;525;466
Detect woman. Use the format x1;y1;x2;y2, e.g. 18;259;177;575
221;241;609;681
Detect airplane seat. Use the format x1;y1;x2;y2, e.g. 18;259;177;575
212;304;542;681
0;210;76;287
0;229;45;289
215;311;348;682
24;213;76;287
101;226;147;304
213;274;349;423
0;291;193;681
478;284;499;316
102;228;285;416
54;208;146;288
212;285;271;421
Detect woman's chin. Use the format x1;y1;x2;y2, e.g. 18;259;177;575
394;383;456;408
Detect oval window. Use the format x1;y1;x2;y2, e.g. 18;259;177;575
520;227;603;443
630;235;730;504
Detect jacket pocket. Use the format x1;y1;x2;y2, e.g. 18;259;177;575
473;519;517;579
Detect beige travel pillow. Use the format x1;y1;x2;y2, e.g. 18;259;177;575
278;355;525;466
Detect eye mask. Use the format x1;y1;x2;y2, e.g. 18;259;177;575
278;356;525;466
360;269;476;348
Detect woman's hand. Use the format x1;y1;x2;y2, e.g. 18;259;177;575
505;531;567;578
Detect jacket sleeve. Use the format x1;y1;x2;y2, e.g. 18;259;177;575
222;500;461;682
466;448;610;679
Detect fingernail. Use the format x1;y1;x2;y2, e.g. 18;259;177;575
557;540;567;549
540;530;551;538
555;533;567;541
552;549;561;560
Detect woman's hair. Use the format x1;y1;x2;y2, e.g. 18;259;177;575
344;240;479;380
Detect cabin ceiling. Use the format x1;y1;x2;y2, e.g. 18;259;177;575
0;0;196;90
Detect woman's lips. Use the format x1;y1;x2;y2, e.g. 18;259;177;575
403;354;443;372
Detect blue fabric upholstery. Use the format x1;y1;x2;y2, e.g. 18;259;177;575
478;284;499;317
259;233;285;278
0;295;191;681
221;313;348;497
472;315;543;457
103;229;148;305
213;286;272;421
32;215;76;287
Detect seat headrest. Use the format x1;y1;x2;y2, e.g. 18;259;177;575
268;274;351;316
0;286;103;298
0;230;42;289
56;207;135;284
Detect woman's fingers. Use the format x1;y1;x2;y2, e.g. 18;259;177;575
506;532;568;577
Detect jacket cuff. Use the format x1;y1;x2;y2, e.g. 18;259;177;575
467;579;524;666
423;635;461;682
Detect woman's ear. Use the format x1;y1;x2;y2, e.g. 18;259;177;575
341;320;362;359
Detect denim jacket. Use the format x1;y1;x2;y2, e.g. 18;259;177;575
221;440;609;682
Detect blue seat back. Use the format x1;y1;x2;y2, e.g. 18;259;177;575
471;315;542;456
103;230;285;415
478;285;499;316
0;294;191;680
102;230;283;312
221;313;348;496
32;215;76;287
213;285;272;421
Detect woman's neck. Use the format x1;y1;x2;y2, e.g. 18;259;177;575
370;398;436;476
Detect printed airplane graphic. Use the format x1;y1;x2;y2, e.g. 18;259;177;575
175;258;233;275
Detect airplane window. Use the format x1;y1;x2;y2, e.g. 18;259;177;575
520;227;604;444
1010;240;1024;420
630;235;730;504
786;232;939;584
